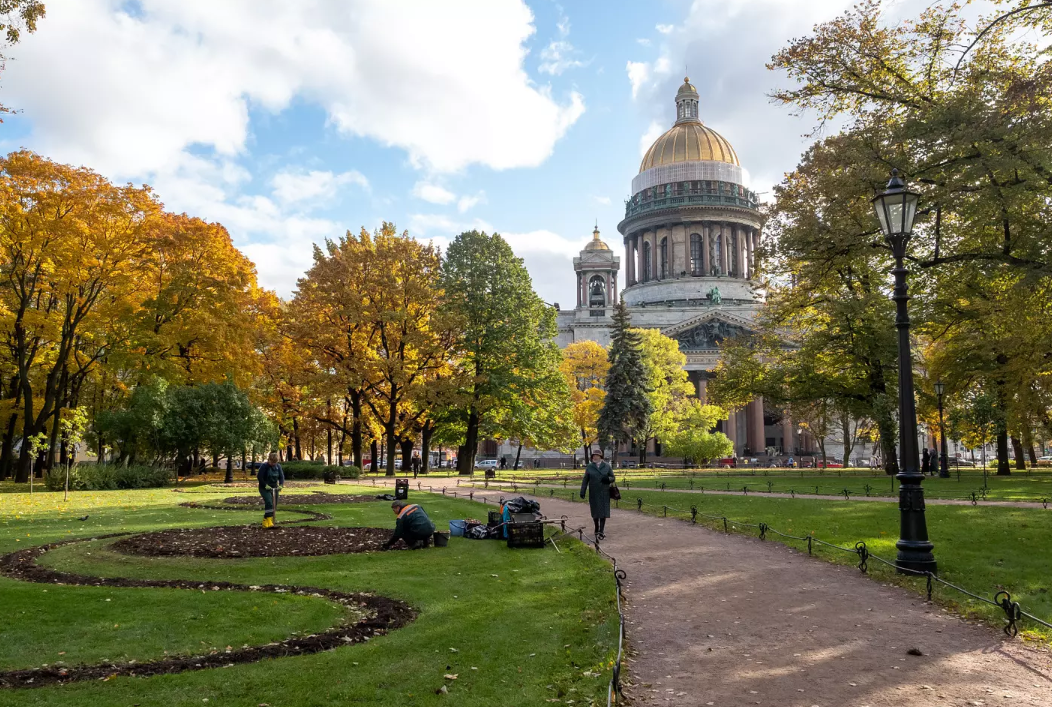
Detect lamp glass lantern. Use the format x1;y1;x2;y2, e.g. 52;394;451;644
934;381;945;396
871;169;920;238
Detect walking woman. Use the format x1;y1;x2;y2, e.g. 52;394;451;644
580;449;615;539
257;452;285;528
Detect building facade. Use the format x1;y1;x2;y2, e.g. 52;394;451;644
550;78;813;460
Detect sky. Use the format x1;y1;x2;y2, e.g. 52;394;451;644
0;0;922;307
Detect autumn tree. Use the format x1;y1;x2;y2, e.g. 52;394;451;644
633;328;695;465
662;399;733;465
560;340;609;457
0;0;45;116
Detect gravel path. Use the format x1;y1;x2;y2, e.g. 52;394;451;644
468;487;1052;707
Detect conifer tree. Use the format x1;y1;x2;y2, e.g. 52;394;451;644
597;298;650;463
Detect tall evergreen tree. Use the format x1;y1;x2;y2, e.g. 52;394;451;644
597;298;651;463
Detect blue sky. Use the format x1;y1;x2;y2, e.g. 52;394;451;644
0;0;926;306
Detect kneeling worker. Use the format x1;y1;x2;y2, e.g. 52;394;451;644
383;500;435;549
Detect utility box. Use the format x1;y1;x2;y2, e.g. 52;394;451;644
394;478;409;500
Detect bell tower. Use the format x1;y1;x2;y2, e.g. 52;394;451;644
574;224;620;318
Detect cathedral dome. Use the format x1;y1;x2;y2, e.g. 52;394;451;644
583;224;610;251
638;121;740;172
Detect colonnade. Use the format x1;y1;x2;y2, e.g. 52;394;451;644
624;222;761;286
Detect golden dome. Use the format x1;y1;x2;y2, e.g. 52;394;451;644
583;224;610;251
639;121;740;172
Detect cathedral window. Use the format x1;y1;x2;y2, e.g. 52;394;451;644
690;233;703;275
642;241;652;282
659;237;668;279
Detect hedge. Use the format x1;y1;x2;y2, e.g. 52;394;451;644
46;463;173;491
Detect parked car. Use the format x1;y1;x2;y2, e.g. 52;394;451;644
475;459;498;471
1035;455;1052;467
951;456;977;467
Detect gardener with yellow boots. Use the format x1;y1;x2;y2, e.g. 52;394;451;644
257;452;285;528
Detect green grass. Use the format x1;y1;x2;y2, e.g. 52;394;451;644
461;466;1052;503
549;485;1052;641
0;485;616;706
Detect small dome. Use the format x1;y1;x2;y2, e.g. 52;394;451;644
639;121;740;172
676;76;698;97
583;224;610;251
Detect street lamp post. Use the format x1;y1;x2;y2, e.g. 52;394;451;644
934;381;949;478
871;170;937;576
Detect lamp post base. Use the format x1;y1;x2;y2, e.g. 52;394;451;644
895;544;937;575
896;473;937;575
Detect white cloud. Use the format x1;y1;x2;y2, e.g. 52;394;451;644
627;61;650;100
4;0;585;176
656;23;674;34
639;120;664;156
271;169;369;205
408;213;493;238
411;181;457;205
538;11;588;75
591;195;611;205
636;38;651;46
457;192;486;213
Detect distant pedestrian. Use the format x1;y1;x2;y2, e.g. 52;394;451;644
930;448;939;475
921;448;931;475
580;450;615;539
257;452;284;528
411;453;421;478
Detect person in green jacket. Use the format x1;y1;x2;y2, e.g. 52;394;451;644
580;450;615;539
383;501;436;549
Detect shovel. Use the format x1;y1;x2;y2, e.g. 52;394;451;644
272;485;280;525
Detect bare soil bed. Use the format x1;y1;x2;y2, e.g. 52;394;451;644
219;493;378;505
112;525;396;558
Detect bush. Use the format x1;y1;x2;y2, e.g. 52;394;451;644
279;460;360;480
46;463;173;491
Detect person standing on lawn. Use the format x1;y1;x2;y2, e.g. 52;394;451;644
580;449;615;539
257;452;284;528
383;500;436;549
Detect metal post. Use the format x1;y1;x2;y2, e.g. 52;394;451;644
889;246;937;575
937;389;949;478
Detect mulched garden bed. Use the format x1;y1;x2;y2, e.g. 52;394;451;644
219;493;378;506
0;536;415;689
112;525;397;558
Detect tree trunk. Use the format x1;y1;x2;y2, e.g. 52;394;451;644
996;426;1011;475
840;413;854;467
1010;435;1026;470
1028;442;1038;466
369;439;378;474
349;391;363;469
293;417;302;460
420;425;433;474
514;442;523;471
224;455;234;484
327;400;334;464
458;407;479;475
399;438;413;473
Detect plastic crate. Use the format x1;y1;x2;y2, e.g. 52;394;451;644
507;521;545;549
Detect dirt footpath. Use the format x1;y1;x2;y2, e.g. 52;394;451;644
473;488;1052;707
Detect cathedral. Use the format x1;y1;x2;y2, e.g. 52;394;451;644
551;77;811;461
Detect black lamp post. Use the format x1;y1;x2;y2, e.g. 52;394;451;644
934;381;949;478
872;170;937;575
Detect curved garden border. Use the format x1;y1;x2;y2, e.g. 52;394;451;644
0;535;415;689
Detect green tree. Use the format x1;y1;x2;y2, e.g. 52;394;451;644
662;399;733;465
596;299;650;463
439;230;568;473
633;328;694;465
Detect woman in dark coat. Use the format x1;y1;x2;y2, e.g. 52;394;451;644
580;450;615;539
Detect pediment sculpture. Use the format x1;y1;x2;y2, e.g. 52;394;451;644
674;319;749;351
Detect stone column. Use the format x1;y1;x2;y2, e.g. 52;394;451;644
693;373;708;403
782;414;795;455
719;224;729;275
576;273;581;307
625;238;633;285
635;234;642;284
746;396;765;455
702;226;711;275
745;227;754;280
726;410;738;456
651;230;659;281
738;226;747;279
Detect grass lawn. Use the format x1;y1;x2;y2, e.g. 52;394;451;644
454;466;1052;503
0;484;616;706
544;485;1052;642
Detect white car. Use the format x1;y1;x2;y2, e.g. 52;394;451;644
475;459;499;470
